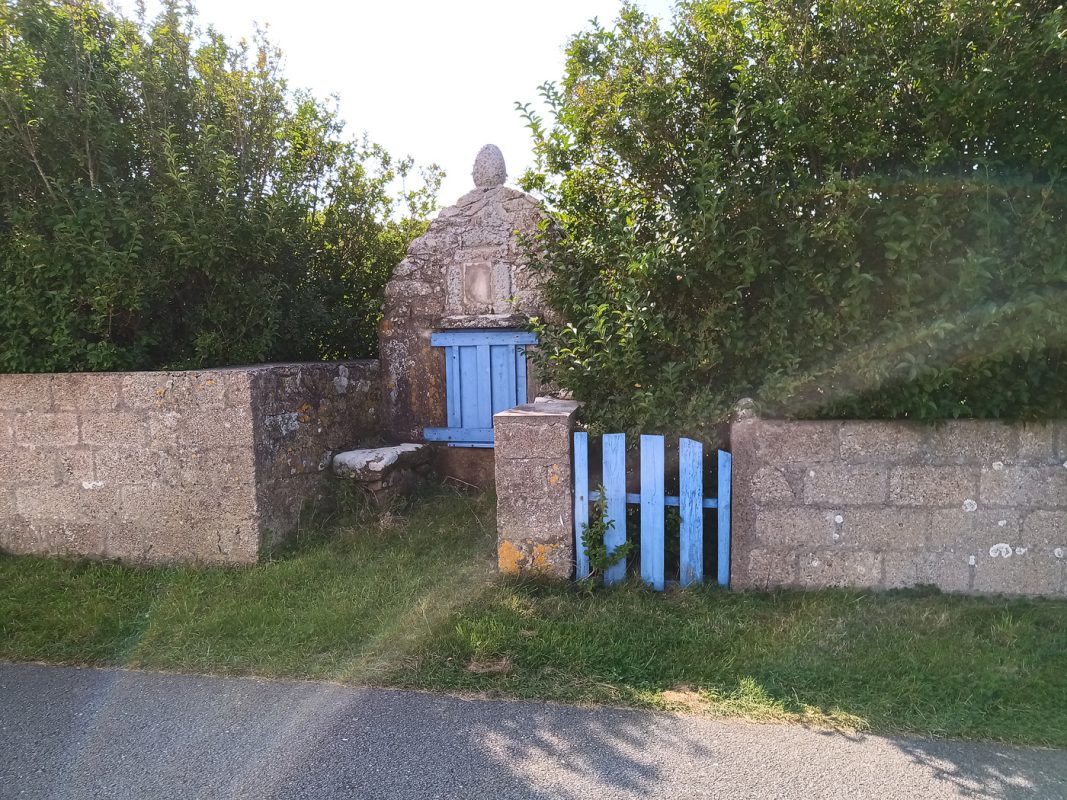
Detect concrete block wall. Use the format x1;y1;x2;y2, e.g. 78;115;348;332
730;414;1067;597
0;362;378;564
493;400;580;578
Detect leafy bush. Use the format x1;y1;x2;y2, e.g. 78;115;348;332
0;0;440;373
520;0;1067;434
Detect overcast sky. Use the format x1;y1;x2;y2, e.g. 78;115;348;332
119;0;676;206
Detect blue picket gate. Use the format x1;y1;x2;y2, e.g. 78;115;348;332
573;433;732;590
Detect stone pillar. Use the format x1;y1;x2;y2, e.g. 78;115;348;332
493;400;580;578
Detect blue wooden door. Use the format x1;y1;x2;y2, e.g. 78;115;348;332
423;330;537;447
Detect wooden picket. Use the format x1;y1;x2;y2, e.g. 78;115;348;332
574;432;732;590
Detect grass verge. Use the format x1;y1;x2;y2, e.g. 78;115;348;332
2;486;1066;747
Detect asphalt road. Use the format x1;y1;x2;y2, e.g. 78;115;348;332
1;662;1065;799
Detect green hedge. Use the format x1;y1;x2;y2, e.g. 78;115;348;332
0;0;440;373
521;0;1067;434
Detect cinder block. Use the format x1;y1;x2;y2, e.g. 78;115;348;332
15;484;119;523
0;376;51;411
178;448;256;487
803;465;887;505
51;374;120;411
494;421;568;460
0;485;16;519
754;508;836;548
1022;511;1067;551
933;510;1018;553
177;408;254;451
797;550;882;589
734;548;797;590
1017;423;1064;465
14;412;79;447
839;422;924;463
921;507;980;550
749;466;796;503
497;537;572;578
94;448;178;485
890;466;978;507
980;466;1067;508
883;550;973;593
495;459;553;501
55;449;95;485
122;372;229;411
80;413;149;448
833;508;928;550
753;420;838;464
925;420;1017;465
1;521;106;558
146;411;182;449
972;550;1064;596
0;413;16;448
0;447;57;485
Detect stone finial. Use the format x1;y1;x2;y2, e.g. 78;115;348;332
472;144;507;188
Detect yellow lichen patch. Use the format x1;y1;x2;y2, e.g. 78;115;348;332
530;542;559;572
547;464;560;486
498;540;524;574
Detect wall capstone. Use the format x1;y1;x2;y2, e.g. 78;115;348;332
472;144;507;188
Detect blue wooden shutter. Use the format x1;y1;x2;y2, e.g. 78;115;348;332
424;330;537;447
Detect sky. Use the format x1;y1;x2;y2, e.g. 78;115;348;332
118;0;677;206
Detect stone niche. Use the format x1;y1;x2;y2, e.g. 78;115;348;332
379;145;553;485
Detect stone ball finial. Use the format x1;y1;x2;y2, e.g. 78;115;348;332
472;144;507;188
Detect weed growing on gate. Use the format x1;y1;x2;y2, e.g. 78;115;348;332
577;486;634;583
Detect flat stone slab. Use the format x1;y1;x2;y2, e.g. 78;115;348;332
332;444;432;482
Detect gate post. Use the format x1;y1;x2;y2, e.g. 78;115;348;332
493;399;580;578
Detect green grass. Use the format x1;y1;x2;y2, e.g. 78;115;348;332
2;486;1066;748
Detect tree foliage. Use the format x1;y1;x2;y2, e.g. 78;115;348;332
520;0;1067;434
0;0;440;372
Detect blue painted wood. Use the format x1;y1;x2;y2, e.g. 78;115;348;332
573;432;590;580
640;434;665;590
515;346;528;404
429;329;538;447
575;432;733;589
717;449;732;587
457;345;480;430
588;490;718;509
423;426;493;445
431;330;538;346
489;345;511;415
475;345;493;425
602;433;627;585
445;346;461;428
679;437;704;587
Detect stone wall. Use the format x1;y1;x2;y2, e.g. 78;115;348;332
730;413;1067;596
0;362;378;564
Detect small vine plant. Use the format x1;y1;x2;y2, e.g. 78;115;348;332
579;485;633;582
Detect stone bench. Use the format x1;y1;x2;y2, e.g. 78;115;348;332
332;443;433;498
